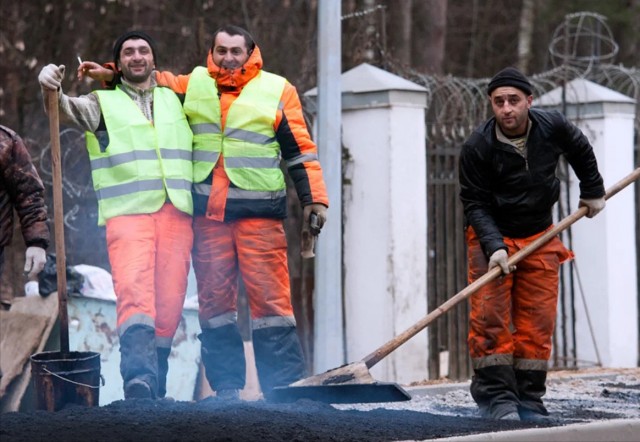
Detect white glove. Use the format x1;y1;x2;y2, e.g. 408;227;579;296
488;249;515;275
24;247;47;279
579;197;606;218
38;64;65;90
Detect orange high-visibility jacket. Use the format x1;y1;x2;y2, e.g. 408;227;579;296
156;45;328;221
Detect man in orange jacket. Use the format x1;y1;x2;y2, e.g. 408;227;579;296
81;25;328;400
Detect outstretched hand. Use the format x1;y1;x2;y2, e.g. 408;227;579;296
77;61;115;82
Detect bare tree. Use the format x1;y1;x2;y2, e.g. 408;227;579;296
413;0;448;74
517;0;536;73
385;0;413;67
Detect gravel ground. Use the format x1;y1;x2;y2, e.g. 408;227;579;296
0;368;638;441
337;367;640;422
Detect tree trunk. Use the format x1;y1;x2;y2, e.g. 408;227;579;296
385;0;413;67
517;0;536;73
413;0;448;75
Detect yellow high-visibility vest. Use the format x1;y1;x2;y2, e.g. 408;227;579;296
86;86;193;225
184;66;286;192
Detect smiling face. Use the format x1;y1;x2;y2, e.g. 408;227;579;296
211;32;251;70
490;86;533;137
117;38;155;84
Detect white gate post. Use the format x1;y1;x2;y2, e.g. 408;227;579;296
536;79;638;367
308;63;429;383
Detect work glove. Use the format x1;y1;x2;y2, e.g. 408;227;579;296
302;203;328;235
579;197;606;218
38;64;65;90
300;204;328;258
488;249;515;275
24;246;47;280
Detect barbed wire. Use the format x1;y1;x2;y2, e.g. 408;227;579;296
391;13;640;145
341;4;386;21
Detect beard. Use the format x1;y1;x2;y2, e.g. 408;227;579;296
120;63;153;84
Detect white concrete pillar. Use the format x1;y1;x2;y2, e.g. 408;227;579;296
536;79;638;367
308;63;429;383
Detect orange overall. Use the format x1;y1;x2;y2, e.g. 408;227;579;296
107;203;193;346
155;45;328;396
466;226;573;416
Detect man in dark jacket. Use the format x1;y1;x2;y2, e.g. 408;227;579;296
458;67;605;421
0;125;49;285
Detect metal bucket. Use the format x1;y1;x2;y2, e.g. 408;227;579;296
30;350;102;411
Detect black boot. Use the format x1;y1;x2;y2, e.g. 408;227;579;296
119;324;158;399
515;369;549;416
252;325;306;400
157;347;171;399
198;324;246;392
470;365;520;419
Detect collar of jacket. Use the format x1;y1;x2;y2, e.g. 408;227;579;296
118;75;158;97
206;44;264;91
495;117;532;146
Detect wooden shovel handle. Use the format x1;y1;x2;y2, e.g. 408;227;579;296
47;89;70;355
363;167;640;369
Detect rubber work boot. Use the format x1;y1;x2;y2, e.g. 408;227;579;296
217;389;240;400
125;379;152;399
471;364;521;420
120;324;158;399
198;324;246;391
252;325;306;400
519;408;551;422
499;411;521;421
157;347;171;399
515;369;549;415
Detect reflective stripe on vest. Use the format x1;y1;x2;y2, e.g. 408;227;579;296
86;86;193;225
184;66;286;192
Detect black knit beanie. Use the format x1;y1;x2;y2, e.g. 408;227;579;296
487;67;532;96
112;30;158;67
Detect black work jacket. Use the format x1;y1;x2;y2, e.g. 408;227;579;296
459;108;604;258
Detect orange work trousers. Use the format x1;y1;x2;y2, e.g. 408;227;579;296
466;226;573;367
106;203;193;344
192;217;293;323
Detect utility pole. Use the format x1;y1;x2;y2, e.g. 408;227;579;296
314;0;343;373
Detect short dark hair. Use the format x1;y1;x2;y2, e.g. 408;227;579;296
210;25;255;53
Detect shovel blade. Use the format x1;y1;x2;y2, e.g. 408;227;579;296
289;361;375;387
269;382;412;404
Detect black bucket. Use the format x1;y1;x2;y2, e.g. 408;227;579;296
30;351;102;411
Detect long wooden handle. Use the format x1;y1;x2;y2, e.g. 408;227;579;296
47;89;69;355
363;167;640;369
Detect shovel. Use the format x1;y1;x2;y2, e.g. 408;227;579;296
29;89;102;411
270;167;640;404
47;88;70;355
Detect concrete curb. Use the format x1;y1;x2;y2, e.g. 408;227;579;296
418;418;640;441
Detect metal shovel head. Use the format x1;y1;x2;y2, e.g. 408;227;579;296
290;361;375;387
269;382;412;404
269;361;412;404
